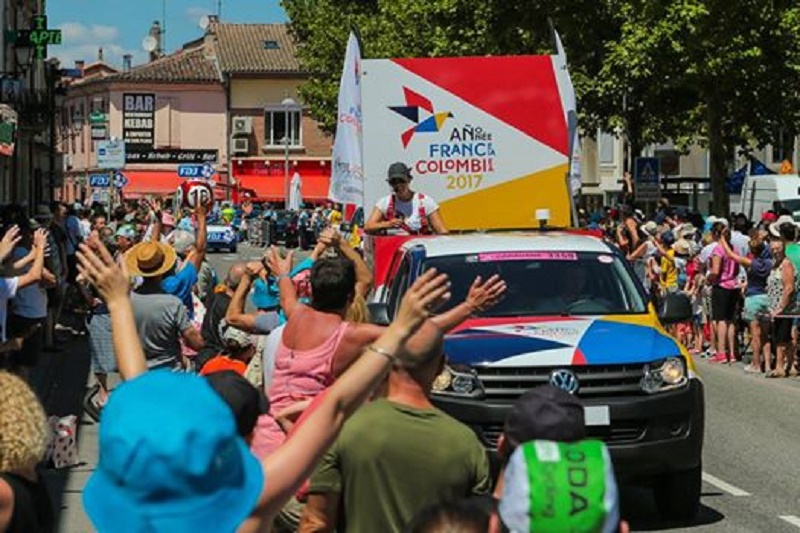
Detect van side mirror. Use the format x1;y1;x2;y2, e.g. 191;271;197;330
367;303;391;326
658;293;692;325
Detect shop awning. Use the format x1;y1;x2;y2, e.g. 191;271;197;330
235;173;330;203
120;171;227;199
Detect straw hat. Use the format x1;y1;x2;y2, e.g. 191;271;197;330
124;241;177;278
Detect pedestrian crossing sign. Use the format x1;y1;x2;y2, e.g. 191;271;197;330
634;157;660;202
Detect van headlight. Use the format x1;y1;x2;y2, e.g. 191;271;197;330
432;364;484;398
641;357;688;394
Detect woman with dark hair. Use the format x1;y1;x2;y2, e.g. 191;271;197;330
765;234;798;378
720;235;773;374
405;500;489;533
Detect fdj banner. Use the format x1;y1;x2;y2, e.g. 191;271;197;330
362;56;571;231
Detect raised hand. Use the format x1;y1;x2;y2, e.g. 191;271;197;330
266;246;294;277
33;228;49;250
392;268;450;341
465;274;507;313
77;241;130;305
245;260;265;278
0;225;21;262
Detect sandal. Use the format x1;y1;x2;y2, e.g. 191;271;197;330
766;369;787;378
789;368;799;378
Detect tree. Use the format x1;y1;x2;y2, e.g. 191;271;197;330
596;0;800;215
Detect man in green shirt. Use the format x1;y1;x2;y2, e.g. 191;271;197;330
299;322;491;533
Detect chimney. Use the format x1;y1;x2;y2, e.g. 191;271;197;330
149;20;162;62
98;47;104;62
208;14;219;25
123;54;132;72
75;60;85;76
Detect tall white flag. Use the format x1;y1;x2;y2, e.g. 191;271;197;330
553;29;582;195
328;32;364;206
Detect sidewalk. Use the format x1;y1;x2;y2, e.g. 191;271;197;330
38;321;98;533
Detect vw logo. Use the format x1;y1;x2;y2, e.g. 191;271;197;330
549;369;579;394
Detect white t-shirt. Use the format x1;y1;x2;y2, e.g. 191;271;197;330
0;277;19;341
374;193;440;233
10;248;47;319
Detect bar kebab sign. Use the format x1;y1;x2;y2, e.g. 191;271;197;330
123;93;155;148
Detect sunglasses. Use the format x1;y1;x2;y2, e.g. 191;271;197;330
388;179;408;187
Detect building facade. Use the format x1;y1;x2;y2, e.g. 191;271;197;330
210;21;332;204
55;20;333;205
55;42;227;203
1;0;61;210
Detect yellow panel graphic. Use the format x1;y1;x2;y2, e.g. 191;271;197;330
439;164;571;230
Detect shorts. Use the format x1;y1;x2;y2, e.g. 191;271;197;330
743;294;770;322
87;310;117;374
711;285;739;322
772;317;794;345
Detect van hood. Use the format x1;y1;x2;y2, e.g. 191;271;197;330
444;315;682;367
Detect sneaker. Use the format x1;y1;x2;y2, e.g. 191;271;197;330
708;353;728;364
743;364;761;374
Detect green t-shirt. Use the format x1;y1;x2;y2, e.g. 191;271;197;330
309;399;491;533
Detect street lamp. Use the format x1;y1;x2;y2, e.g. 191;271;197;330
281;96;296;210
14;42;35;75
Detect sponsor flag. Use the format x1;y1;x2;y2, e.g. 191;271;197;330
749;155;776;176
329;32;364;206
553;28;581;195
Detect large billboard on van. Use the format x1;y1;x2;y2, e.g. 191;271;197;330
362;55;572;230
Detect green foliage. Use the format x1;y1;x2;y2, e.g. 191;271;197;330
284;0;800;214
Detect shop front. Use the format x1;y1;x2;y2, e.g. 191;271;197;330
231;158;330;205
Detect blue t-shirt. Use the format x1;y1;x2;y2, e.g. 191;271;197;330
249;257;316;324
161;262;199;319
746;247;773;297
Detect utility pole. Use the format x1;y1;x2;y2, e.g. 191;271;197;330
217;0;222;19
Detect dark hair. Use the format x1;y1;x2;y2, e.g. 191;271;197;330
112;206;127;222
780;222;797;242
404;500;489;533
310;256;356;312
710;222;726;239
733;214;750;234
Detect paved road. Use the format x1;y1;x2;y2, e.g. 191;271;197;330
624;357;800;532
45;244;800;531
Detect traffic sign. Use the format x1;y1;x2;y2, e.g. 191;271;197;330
112;171;128;189
634;157;661;202
97;139;126;169
89;174;110;188
201;163;215;179
178;164;204;178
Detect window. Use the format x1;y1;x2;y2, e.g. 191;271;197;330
598;131;616;165
425;252;647;317
265;107;302;148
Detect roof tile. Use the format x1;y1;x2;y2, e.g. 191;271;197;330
103;47;219;83
214;24;302;74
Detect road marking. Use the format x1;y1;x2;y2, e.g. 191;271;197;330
701;472;751;496
780;516;800;528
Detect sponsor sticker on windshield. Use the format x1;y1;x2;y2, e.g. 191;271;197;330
478;251;578;262
597;255;614;264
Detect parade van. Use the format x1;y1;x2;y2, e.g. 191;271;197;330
355;53;705;519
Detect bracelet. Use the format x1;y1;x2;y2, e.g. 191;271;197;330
366;345;397;363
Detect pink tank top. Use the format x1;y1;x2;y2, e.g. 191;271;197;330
250;316;350;459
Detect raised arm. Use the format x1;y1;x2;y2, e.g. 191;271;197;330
267;247;301;318
77;240;146;380
17;229;47;289
148;198;163;243
325;229;372;298
430;274;506;331
225;262;266;334
247;268;451;525
719;235;751;268
186;203;208;270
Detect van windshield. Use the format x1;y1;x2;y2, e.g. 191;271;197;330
778;199;800;221
425;251;647;317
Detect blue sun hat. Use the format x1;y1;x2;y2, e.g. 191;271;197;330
83;371;264;533
499;440;619;533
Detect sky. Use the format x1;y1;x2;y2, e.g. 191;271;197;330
46;0;287;68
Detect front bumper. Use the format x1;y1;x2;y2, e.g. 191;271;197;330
432;379;704;482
